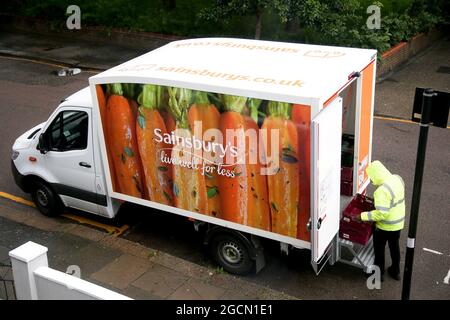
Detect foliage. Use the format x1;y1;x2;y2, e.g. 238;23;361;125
199;0;271;21
1;0;447;53
198;0;301;39
286;0;447;54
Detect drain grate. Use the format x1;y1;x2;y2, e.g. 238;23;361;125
436;66;450;74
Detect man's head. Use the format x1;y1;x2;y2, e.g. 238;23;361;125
366;160;391;186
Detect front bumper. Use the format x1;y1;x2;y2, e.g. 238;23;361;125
11;160;29;193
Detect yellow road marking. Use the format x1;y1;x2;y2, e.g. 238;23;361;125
375;115;450;129
0;191;128;236
0;55;100;74
61;213;129;236
0;191;35;207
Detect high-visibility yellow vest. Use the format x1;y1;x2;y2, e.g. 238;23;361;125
360;161;406;231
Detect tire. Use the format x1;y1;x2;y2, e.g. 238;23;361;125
31;181;63;217
210;233;255;275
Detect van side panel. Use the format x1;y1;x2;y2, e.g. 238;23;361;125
93;83;315;248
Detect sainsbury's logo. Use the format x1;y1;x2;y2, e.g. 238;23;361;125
154;128;239;158
153;121;284;176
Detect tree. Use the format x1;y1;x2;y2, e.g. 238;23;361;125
198;0;331;40
162;0;176;10
199;0;291;39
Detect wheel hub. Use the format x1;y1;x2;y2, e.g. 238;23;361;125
221;242;243;265
36;189;49;207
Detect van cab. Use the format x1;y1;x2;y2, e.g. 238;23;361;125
11;87;120;218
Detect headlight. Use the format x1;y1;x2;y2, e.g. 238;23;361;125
11;150;20;160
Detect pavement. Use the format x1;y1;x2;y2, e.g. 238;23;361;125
0;198;295;300
0;30;149;71
375;39;450;120
0;30;449;300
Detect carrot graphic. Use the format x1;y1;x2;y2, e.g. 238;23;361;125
97;84;119;191
167;87;208;214
96;85;107;125
106;83;143;198
244;98;271;231
159;87;176;181
136;85;173;205
292;104;311;241
160;88;177;134
262;101;299;237
123;83;139;118
161;109;176;134
188;91;221;217
217;95;252;224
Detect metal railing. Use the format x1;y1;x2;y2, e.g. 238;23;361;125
0;261;16;300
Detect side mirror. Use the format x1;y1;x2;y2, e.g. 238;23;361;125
38;133;49;154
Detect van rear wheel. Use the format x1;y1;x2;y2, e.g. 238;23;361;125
31;181;63;217
210;233;254;275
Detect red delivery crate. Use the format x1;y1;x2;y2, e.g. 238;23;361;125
355;193;375;211
343;193;375;221
339;193;375;245
339;219;373;245
341;181;353;196
341;167;353;182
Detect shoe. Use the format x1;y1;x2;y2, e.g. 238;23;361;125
387;267;401;281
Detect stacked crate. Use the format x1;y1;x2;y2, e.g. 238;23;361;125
339;194;375;245
341;134;354;196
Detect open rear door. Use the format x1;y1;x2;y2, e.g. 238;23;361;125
354;61;376;193
311;97;343;273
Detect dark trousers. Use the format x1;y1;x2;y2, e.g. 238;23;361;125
373;228;401;275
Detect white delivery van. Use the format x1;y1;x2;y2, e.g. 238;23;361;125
11;38;377;275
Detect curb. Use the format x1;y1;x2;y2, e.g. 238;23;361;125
0;49;108;72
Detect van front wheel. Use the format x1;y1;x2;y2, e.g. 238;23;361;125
31;181;63;217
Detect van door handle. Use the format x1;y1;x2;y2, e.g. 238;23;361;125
79;162;91;168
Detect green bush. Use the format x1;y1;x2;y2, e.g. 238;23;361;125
292;0;446;54
1;0;447;53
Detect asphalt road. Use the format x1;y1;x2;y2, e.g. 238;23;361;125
0;54;449;300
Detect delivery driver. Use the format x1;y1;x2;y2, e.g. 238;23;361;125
359;161;406;281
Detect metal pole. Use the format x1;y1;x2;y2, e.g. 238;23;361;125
401;88;433;300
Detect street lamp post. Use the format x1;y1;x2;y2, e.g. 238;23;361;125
401;88;433;300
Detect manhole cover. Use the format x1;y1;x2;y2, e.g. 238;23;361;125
436;66;450;74
56;68;81;76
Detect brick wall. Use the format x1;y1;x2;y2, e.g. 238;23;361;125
377;29;444;77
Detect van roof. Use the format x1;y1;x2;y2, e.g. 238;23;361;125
59;87;92;108
89;38;376;105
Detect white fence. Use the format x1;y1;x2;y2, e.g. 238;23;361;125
9;241;132;300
